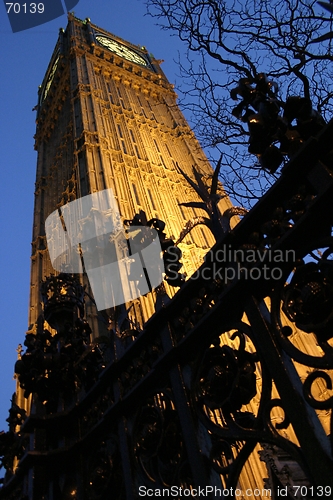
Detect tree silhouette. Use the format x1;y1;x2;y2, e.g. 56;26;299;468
175;158;247;243
146;0;333;205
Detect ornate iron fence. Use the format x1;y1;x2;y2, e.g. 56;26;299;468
1;121;333;499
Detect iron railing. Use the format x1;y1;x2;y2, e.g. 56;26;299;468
1;121;333;499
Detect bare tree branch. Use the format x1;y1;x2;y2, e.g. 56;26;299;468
146;0;333;206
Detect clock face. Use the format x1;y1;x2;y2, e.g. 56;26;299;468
42;55;59;101
96;35;148;67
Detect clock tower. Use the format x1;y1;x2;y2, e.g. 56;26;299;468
7;14;319;500
28;14;232;337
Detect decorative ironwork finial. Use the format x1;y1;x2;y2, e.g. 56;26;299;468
41;273;84;334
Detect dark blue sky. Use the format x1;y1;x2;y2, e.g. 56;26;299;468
0;0;184;431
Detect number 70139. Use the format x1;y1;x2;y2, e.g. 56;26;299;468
6;3;45;14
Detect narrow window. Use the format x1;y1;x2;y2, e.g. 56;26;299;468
132;183;140;206
117;124;128;154
147;189;157;211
